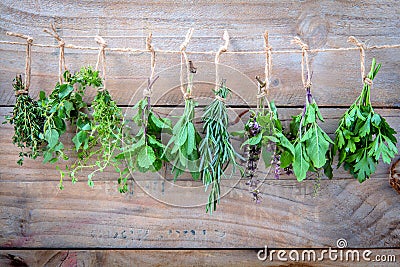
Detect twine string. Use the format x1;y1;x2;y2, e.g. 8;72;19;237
95;36;107;90
7;31;33;93
215;30;229;90
257;31;272;99
143;33;156;97
44;24;67;84
292;37;312;89
180;28;194;100
348;36;373;86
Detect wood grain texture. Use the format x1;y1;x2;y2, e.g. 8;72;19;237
0;0;399;260
0;249;399;266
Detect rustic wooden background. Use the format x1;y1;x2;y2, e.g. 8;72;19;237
1;0;399;266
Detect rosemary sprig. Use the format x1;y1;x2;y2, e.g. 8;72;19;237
199;80;243;214
333;58;398;182
3;75;45;165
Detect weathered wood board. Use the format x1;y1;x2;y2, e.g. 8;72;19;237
0;0;399;265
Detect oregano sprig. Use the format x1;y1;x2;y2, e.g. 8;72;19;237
38;67;102;165
199;81;243;214
333;58;398;182
63;88;128;191
3;75;45;165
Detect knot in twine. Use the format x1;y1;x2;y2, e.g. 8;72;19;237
215;30;230;88
44;24;67;84
180;28;194;99
215;95;226;103
6;31;33;91
291;37;312;90
144;32;156;98
15;89;28;96
348;36;369;85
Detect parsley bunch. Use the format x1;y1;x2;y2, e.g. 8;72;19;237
4;75;45;165
333;58;398;182
199;81;243;214
289;87;334;182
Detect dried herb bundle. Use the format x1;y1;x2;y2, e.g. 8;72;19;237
4;75;45;165
289;87;333;182
163;79;201;181
333;59;398;182
199;81;243;214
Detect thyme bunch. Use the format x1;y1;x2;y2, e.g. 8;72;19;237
4;75;45;165
199;81;243;214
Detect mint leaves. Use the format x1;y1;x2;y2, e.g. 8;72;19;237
333;58;398;182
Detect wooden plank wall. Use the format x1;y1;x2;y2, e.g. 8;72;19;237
0;0;399;266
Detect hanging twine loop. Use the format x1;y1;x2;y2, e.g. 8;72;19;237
257;31;272;99
348;36;373;86
215;30;229;91
94;36;107;91
292;37;312;89
143;33;156;98
7;31;33;95
180;28;194;100
44;24;67;84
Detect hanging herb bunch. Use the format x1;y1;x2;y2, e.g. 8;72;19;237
163;73;202;181
333;58;398;182
63;87;128;191
289;85;334;184
38;67;102;166
116;77;172;176
239;77;294;203
199;80;243;214
3;75;45;165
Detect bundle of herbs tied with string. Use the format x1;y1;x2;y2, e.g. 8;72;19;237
163;68;201;181
4;75;45;165
116;76;172;178
199;80;243;214
235;76;294;203
332;58;398;182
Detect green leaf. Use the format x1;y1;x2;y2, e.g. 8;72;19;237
186;123;196;155
138;146;156;169
178;125;188;146
306;126;330;168
293;143;309;181
359;114;371;137
280;150;293;169
371;113;381;127
45;129;59;149
263;135;279;143
241;132;262;148
230;130;246;138
261;146;273;168
64;100;74;117
39;91;46;100
306;104;316;124
353;155;376;183
277;133;295;156
58;84;74;99
72;130;88;151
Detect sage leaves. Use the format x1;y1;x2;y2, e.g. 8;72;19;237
333;58;398;182
4;75;45;165
290;88;333;182
199;81;243;214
